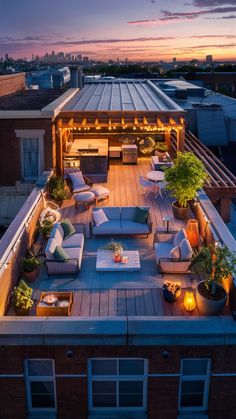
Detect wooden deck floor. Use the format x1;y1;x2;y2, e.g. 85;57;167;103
25;158;231;318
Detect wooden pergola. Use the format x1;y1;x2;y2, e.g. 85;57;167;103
170;130;236;222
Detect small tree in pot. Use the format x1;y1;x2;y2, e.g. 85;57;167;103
22;254;40;282
155;142;168;161
12;279;34;315
191;245;236;315
164;152;208;219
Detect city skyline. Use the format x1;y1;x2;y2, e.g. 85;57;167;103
1;0;236;61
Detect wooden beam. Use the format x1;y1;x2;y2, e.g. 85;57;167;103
55;128;63;176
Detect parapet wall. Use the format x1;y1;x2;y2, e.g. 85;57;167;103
0;73;25;97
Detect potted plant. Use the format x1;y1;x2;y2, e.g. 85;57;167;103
155;142;168;161
47;175;67;205
101;239;124;262
22;254;40;282
162;281;181;302
39;218;53;239
164;152;208;219
12;279;34;315
191;245;236;315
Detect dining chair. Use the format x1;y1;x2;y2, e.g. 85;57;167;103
139;175;154;198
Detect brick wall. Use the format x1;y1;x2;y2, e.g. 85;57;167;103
0;118;54;185
0;73;25;97
1;345;236;418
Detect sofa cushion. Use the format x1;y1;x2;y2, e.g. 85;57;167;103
169;245;180;259
93;220;122;235
120;207;136;220
65;247;81;260
54;246;70;262
121;220;149;235
179;238;193;260
51;224;64;245
173;228;187;247
69;171;85;188
154;242;173;264
133;207;149;224
94;207;120;221
93;209;109;227
73;184;91;193
45;237;57;259
63;233;84;249
61;219;76;239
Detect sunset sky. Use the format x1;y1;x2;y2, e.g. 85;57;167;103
1;0;236;61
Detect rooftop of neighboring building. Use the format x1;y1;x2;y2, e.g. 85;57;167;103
62;80;184;112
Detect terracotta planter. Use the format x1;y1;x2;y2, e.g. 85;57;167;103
22;268;39;283
196;280;227;315
156;151;167;161
114;253;122;263
172;201;189;220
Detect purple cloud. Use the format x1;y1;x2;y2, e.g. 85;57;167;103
193;1;236;6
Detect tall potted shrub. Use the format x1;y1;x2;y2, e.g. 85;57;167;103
164;152;208;219
12;279;34;315
191;245;236;315
47;175;67;205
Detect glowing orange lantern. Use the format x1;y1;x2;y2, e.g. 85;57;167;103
183;290;196;312
186;219;199;247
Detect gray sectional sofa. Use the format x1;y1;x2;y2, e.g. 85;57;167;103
91;206;152;237
45;223;84;275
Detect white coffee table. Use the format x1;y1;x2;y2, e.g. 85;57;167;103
96;250;141;272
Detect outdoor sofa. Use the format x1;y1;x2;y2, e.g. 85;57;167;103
45;221;84;275
91;206;152;237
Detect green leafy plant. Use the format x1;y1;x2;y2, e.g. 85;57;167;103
191;245;236;297
164;152;208;208
12;279;34;311
22;255;40;273
155;142;167;153
101;239;124;253
47;175;67;204
39;219;53;239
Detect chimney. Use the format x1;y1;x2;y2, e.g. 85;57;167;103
69;65;83;88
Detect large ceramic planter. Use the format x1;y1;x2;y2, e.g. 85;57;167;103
196;280;227;315
172;201;189;220
22;268;39;283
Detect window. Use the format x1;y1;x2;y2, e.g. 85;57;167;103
21;138;40;180
24;359;56;412
88;358;148;411
179;359;211;412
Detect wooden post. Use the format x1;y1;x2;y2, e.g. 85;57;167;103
220;198;231;223
55;127;63;176
164;129;171;151
178;127;185;152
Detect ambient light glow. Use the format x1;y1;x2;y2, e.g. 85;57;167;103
1;0;236;61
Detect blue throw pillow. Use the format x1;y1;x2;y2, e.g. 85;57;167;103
61;219;76;239
133;207;149;224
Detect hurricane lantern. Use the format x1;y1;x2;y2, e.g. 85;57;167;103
186;219;199;247
183;290;196;312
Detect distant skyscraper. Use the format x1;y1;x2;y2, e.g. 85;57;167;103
5;53;9;60
206;55;213;66
173;57;177;64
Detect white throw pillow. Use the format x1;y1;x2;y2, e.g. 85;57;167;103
93;209;109;227
69;172;85;188
173;228;187;247
169;245;180;259
179;238;193;259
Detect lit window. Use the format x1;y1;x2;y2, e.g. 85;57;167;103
89;358;148;411
24;359;56;412
179;359;211;412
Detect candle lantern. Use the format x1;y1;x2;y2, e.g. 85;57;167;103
183;289;196;312
186;219;199;247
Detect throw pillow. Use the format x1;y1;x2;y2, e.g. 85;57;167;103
179;238;193;260
69;171;85;188
133;206;149;224
54;246;70;262
173;228;187;247
61;219;76;239
93;209;109;227
169;245;180;259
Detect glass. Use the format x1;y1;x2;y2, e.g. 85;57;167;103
92;381;116;407
91;360;117;376
27;360;53;377
30;381;55;408
182;359;208;376
119;359;144;375
119;381;143;407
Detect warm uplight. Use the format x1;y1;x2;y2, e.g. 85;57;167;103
186;219;199;247
183;290;196;312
